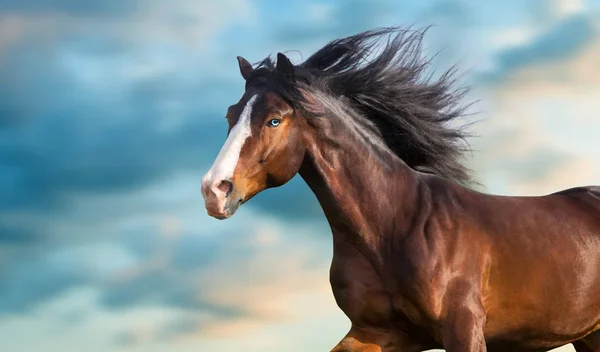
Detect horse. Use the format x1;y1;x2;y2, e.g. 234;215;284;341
200;27;600;352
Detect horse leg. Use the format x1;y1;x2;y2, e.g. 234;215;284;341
441;281;487;352
573;330;600;352
330;326;420;352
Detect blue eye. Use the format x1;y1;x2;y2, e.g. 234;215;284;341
267;119;281;127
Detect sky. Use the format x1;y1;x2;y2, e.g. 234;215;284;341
0;0;599;351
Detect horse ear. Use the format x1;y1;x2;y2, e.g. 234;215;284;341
276;52;295;79
237;56;253;80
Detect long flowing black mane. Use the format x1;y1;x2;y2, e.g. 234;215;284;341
246;26;475;185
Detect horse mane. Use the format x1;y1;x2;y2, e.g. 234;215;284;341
246;26;476;185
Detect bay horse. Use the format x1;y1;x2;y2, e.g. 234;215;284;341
200;27;600;351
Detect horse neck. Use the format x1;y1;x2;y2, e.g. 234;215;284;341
298;109;421;256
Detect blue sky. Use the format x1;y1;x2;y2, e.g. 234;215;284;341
0;1;599;351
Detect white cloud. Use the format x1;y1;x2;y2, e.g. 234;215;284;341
196;224;332;325
532;0;587;26
0;213;343;352
486;26;538;50
0;0;256;57
548;0;586;18
122;0;256;48
0;287;210;352
0;167;343;351
471;15;600;196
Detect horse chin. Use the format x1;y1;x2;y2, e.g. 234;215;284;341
207;201;241;220
206;210;231;220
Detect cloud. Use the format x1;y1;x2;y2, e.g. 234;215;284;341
0;1;596;352
0;161;324;319
532;0;586;25
0;198;338;350
0;16;27;54
0;37;229;213
469;12;600;196
0;0;335;254
0;0;139;15
0;284;347;352
0;287;212;352
0;241;137;314
262;0;433;51
479;13;598;82
0;223;41;244
0;0;256;50
100;210;332;323
0;175;201;313
0;167;333;337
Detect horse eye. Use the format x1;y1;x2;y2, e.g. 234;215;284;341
267;119;281;128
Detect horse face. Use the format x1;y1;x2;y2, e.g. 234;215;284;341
201;58;307;219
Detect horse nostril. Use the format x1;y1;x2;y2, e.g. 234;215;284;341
216;180;233;198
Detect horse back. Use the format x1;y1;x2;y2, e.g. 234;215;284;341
552;185;600;209
550;185;600;227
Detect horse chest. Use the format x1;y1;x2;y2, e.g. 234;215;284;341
329;243;447;337
329;248;434;329
329;253;395;327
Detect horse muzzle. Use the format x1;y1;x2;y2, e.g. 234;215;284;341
201;175;242;220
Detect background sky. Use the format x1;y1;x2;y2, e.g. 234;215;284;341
1;1;599;351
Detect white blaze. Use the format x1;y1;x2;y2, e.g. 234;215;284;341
202;94;258;194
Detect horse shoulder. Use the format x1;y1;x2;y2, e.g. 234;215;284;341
392;177;490;327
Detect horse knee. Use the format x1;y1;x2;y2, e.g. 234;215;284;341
331;337;382;352
331;328;384;352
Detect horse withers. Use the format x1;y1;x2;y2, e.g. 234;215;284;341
201;27;600;351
